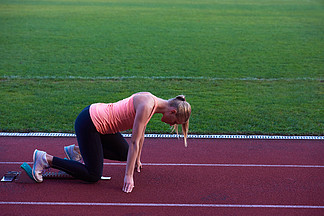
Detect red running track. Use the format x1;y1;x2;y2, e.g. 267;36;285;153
0;136;323;216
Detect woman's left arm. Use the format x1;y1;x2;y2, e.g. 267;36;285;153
135;128;145;172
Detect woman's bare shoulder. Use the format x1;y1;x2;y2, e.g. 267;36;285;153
133;93;155;110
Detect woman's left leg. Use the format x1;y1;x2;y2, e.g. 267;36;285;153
48;106;104;182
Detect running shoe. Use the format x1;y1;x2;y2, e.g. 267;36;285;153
64;144;83;163
32;149;49;183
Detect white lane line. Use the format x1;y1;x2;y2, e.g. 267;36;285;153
1;132;323;140
2;75;321;81
141;163;324;168
0;201;323;209
1;162;323;168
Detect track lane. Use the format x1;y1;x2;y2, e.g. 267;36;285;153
1;137;323;165
0;136;323;216
1;164;323;205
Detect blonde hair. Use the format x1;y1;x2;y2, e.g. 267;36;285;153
168;95;191;147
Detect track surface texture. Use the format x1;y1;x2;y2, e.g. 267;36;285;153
0;136;323;216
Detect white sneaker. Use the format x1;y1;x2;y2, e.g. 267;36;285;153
32;149;49;183
64;144;83;163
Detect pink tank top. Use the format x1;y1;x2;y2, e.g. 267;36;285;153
89;92;157;134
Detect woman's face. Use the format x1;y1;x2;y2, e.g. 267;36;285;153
161;110;179;126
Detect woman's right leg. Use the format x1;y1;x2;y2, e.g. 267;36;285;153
51;106;103;182
100;132;129;161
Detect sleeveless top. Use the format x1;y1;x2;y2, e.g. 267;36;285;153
89;92;157;134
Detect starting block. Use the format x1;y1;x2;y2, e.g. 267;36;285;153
20;162;111;182
20;162;72;180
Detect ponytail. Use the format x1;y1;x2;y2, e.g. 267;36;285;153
169;95;191;147
182;120;189;147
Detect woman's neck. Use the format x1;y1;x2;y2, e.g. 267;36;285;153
154;98;169;114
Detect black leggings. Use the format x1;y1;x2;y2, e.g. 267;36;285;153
52;106;129;182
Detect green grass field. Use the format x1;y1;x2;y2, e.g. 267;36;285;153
1;0;323;135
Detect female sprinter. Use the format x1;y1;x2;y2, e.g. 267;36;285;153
31;92;191;193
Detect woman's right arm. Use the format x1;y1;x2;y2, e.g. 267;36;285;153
122;97;154;193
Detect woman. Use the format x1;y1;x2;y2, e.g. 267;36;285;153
32;92;191;193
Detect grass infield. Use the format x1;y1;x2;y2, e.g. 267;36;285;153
0;0;323;135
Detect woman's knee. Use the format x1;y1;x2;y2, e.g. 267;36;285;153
84;173;101;183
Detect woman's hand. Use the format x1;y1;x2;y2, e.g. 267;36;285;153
122;175;134;193
135;160;142;173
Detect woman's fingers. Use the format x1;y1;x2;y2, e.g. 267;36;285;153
123;183;134;193
136;164;142;173
136;161;142;173
123;175;134;193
